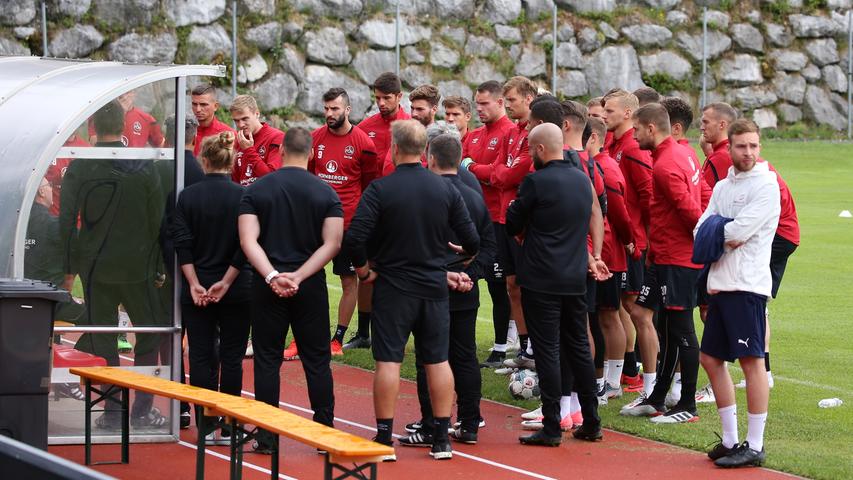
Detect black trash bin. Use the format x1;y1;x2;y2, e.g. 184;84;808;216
0;279;70;450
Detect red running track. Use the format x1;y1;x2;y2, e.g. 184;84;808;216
51;358;801;480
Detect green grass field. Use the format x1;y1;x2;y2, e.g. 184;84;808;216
319;141;853;480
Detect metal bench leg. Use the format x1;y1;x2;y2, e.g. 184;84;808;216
195;411;206;480
270;435;279;480
84;380;92;465
323;455;377;480
121;387;129;464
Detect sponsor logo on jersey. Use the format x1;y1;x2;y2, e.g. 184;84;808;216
132;121;142;134
344;145;355;156
317;144;325;159
489;137;498;147
368;131;376;138
326;160;339;173
120;135;129;146
472;138;479;144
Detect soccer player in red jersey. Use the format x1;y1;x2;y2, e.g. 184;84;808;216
45;133;90;216
358;72;410;162
661;97;712;210
191;84;235;157
700;102;738;189
463;76;537;368
587;96;614;153
603;89;655;395
442;96;472;142
621;104;703;423
288;88;377;360
88;90;165;148
230;95;284;186
379;84;439;176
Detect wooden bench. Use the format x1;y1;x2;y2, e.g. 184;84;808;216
70;366;393;480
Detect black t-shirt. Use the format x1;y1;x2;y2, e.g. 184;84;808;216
239;167;343;278
505;160;592;295
25;203;64;287
344;162;479;300
172;174;251;304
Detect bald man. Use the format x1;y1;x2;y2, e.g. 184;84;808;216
506;123;608;446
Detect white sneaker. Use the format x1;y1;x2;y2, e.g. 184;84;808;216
664;393;681;408
450;418;485;432
695;384;716;404
620;392;648;412
494;366;516;375
735;379;747;389
521;405;542;420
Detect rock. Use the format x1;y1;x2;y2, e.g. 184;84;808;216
430;42;460;69
282;22;304;42
304;28;351;66
404;45;425;64
752;108;777;130
92;0;157;27
245;22;282;51
482;0;522;24
585;45;644;96
764;23;792;48
253;73;298;110
466;35;499;58
643;0;680;9
509;44;522;61
802;64;822;83
52;0;92;18
240;0;276;16
830;92;848;115
555;70;588;98
298;66;372;121
434;0;476;19
804;38;839;67
237;54;268;84
639;50;692;80
676;31;731;61
773;72;807;104
621;24;672;48
725;86;777;109
555;0;616;12
731;23;763;53
531;28;551;44
13;27;35;39
578;27;602;53
164;0;225;27
823;65;848;92
745;10;761;24
278;44;305;83
718;54;763;86
514;45;546;78
803;85;847;130
523;0;555;20
400;65;432;89
789;14;841;38
599;22;619;41
555;42;583;68
362;0;432;16
703;10;729;29
357;20;431;49
0;0;36;26
778;104;802;123
773;50;808;72
186;24;232;64
495;25;522;44
830;10;851;32
328;0;364;18
439;26;467;46
558;23;575;41
697;70;716;90
437;80;473;102
666;10;689;27
109;33;178;63
0;36;30;55
464;58;506;85
49;25;104;58
353;49;397;84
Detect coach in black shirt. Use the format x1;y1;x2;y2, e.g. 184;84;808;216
238;128;343;449
506;123;608;446
345;119;479;460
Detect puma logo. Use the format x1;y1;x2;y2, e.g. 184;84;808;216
738;338;750;348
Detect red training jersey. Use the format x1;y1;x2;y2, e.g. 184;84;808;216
702;138;732;189
764;160;801;245
573;149;606;255
462;115;515;222
648;137;703;268
595;151;633;273
88;107;165;148
309;125;378;228
678;138;713;210
194;118;235;156
469;120;531;224
357;108;411;162
46;134;90;216
603;130;615;153
607;128;653;250
231;123;284;186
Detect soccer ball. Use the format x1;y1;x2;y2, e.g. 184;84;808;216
508;369;540;400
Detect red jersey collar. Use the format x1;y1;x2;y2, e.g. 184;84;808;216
651;136;676;161
486;115;513;132
615;127;635;143
713;138;729;152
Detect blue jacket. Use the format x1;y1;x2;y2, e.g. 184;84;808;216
692;214;734;265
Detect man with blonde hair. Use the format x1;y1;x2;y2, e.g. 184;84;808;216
230;94;285;186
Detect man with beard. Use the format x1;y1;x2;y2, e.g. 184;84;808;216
282;88;377;361
191;84;234;157
380;84;440;176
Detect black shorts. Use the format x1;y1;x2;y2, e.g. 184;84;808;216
624;250;646;295
484;222;507;282
370;278;450;364
696;269;710;308
585;276;597;313
332;249;356;276
770;234;797;298
635;264;701;312
597;273;623;311
494;222;521;277
701;291;767;362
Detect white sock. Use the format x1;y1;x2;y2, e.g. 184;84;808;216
493;343;507;353
746;412;767;451
596;377;605;391
606;359;624;387
507;320;518;343
718;404;738;448
670;372;682;399
526;340;533;356
602;362;610;386
643;373;656;396
559;395;572;418
570;392;581;414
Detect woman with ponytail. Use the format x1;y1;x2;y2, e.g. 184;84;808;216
171;131;251;444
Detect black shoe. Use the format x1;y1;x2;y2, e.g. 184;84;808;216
707;433;737;460
343;334;371;350
404;419;423;433
572;423;603;442
450;428;478;444
251;439;275;455
480;350;506;368
180;411;191;429
371;436;397;462
519;429;562;447
398;429;434;447
714;442;766;468
429;440;453;460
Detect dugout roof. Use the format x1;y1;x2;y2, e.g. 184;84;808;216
0;57;224;278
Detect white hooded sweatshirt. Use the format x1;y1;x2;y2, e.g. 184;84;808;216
694;161;781;297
